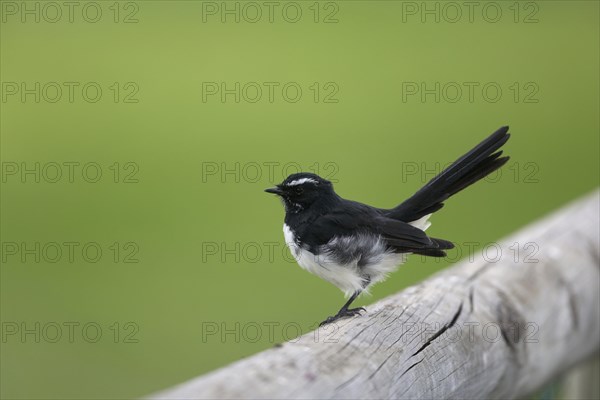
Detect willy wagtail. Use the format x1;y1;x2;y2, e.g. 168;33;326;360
265;126;510;325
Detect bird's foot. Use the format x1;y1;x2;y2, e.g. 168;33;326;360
319;307;366;326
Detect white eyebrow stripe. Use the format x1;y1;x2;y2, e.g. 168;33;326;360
287;178;318;186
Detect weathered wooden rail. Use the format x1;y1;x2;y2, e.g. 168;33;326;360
149;190;600;400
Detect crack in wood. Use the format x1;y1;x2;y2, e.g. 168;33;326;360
399;358;425;379
436;360;469;386
340;323;373;352
492;286;527;357
368;307;408;345
367;351;395;380
468;287;475;313
421;288;450;321
332;370;361;392
411;302;464;357
394;359;425;398
384;310;421;351
549;260;580;330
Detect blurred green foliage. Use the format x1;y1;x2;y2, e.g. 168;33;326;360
1;1;598;399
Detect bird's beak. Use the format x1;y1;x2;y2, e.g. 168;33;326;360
265;186;283;195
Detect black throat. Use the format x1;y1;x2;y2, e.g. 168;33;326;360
283;191;341;230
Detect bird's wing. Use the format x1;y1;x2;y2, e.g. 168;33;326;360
299;203;439;253
375;216;454;253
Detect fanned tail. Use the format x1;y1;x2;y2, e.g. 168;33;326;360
387;126;510;223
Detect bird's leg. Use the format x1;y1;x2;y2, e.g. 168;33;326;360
319;291;363;326
320;277;371;326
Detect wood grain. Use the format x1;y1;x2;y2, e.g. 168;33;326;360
150;190;600;400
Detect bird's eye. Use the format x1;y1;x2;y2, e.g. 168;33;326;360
294;187;303;195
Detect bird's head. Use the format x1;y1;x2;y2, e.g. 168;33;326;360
265;172;336;213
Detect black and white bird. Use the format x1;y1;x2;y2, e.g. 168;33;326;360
265;126;510;325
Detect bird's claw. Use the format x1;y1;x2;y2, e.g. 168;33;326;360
319;307;366;326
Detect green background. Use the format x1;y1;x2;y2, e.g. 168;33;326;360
1;1;598;399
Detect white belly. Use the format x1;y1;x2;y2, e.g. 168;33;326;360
283;224;408;297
